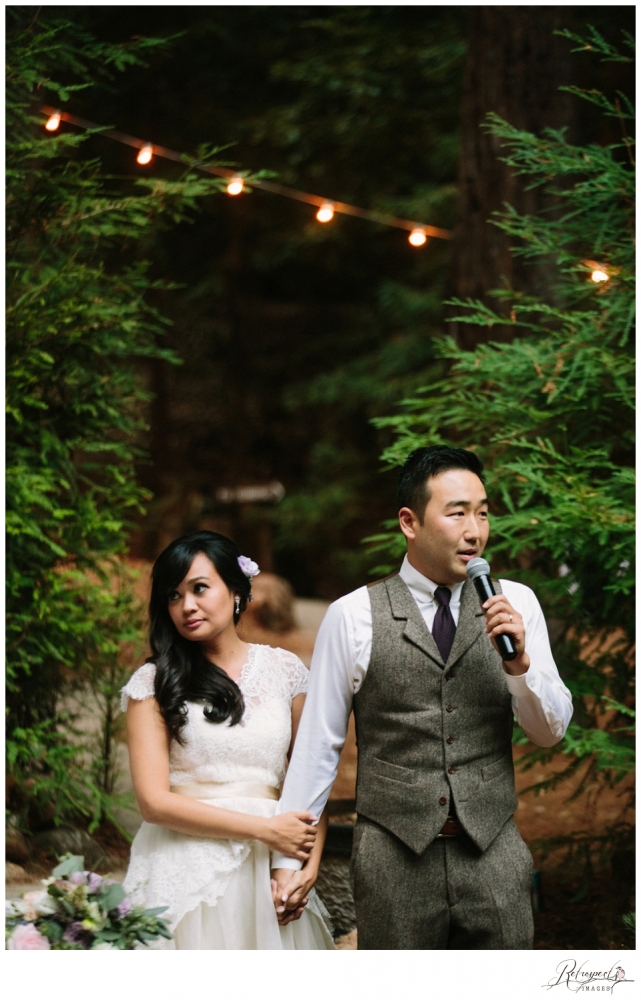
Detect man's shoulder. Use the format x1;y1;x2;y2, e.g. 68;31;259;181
366;571;399;590
328;584;371;614
315;585;372;638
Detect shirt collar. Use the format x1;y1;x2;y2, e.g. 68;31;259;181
399;554;465;605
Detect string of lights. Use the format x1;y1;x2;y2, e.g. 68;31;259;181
41;106;451;247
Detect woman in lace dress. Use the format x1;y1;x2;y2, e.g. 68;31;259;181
121;530;334;949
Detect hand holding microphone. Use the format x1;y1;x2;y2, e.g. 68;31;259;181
466;557;521;663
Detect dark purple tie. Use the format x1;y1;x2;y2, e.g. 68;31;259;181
433;586;456;663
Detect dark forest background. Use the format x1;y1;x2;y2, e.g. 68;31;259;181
6;5;635;948
51;4;633;599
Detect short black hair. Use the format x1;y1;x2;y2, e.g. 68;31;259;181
397;446;485;522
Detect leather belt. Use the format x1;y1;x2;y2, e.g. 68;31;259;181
437;815;462;838
170;781;280;801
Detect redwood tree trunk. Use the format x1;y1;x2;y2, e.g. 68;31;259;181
449;6;574;348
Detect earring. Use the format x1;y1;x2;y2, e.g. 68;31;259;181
234;595;241;614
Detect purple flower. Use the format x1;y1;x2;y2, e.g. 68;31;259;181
117;898;132;918
237;555;260;578
88;873;103;892
69;870;89;885
63;921;93;949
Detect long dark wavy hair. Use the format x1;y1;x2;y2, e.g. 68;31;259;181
149;531;252;744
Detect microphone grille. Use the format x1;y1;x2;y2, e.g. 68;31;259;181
466;557;491;580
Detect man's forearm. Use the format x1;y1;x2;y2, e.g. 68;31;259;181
272;755;339;869
507;669;572;746
500;581;573;746
273;601;355;865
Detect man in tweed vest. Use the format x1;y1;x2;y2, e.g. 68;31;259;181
272;446;572;948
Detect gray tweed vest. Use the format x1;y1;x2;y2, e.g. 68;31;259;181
353;574;517;855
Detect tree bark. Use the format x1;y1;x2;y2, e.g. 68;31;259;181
449;6;574;348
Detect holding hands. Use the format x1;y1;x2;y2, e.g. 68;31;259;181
269;807;327;924
270;867;318;925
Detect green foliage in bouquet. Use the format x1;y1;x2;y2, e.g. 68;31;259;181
5;10;261;829
369;27;634;849
6;854;172;950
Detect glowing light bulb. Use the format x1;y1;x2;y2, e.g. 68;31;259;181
136;144;153;166
45;112;61;131
591;269;609;283
316;202;334;223
408;228;427;247
226;176;244;196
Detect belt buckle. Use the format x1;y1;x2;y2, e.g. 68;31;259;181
437;816;460;838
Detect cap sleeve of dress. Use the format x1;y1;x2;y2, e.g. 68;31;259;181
280;649;309;700
120;662;156;712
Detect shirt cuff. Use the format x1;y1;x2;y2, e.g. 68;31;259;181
503;670;530;697
271;853;303;871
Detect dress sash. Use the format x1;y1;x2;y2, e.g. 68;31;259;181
170;781;280;801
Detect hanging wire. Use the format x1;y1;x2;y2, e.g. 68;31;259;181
40;106;452;242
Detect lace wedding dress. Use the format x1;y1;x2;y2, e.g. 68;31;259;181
121;644;334;950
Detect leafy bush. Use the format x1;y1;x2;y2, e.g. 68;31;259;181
5;11;253;830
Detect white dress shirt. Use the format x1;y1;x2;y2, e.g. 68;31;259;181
273;555;573;870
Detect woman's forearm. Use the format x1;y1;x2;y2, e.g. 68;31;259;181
139;789;271;843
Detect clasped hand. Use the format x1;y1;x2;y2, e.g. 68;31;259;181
265;811;317;861
270;867;317;925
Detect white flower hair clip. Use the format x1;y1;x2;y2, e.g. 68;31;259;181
237;556;260;602
237;555;260;579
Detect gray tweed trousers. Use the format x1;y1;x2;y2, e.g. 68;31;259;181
351;816;534;950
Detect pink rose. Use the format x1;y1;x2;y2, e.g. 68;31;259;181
7;923;51;950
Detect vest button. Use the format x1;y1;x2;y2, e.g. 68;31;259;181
446;705;454;713
439;796;447;806
445;673;452;681
446;736;454;744
448;766;456;774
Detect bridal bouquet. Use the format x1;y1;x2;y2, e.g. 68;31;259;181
6;854;172;950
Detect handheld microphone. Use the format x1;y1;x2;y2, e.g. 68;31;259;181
466;557;518;661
